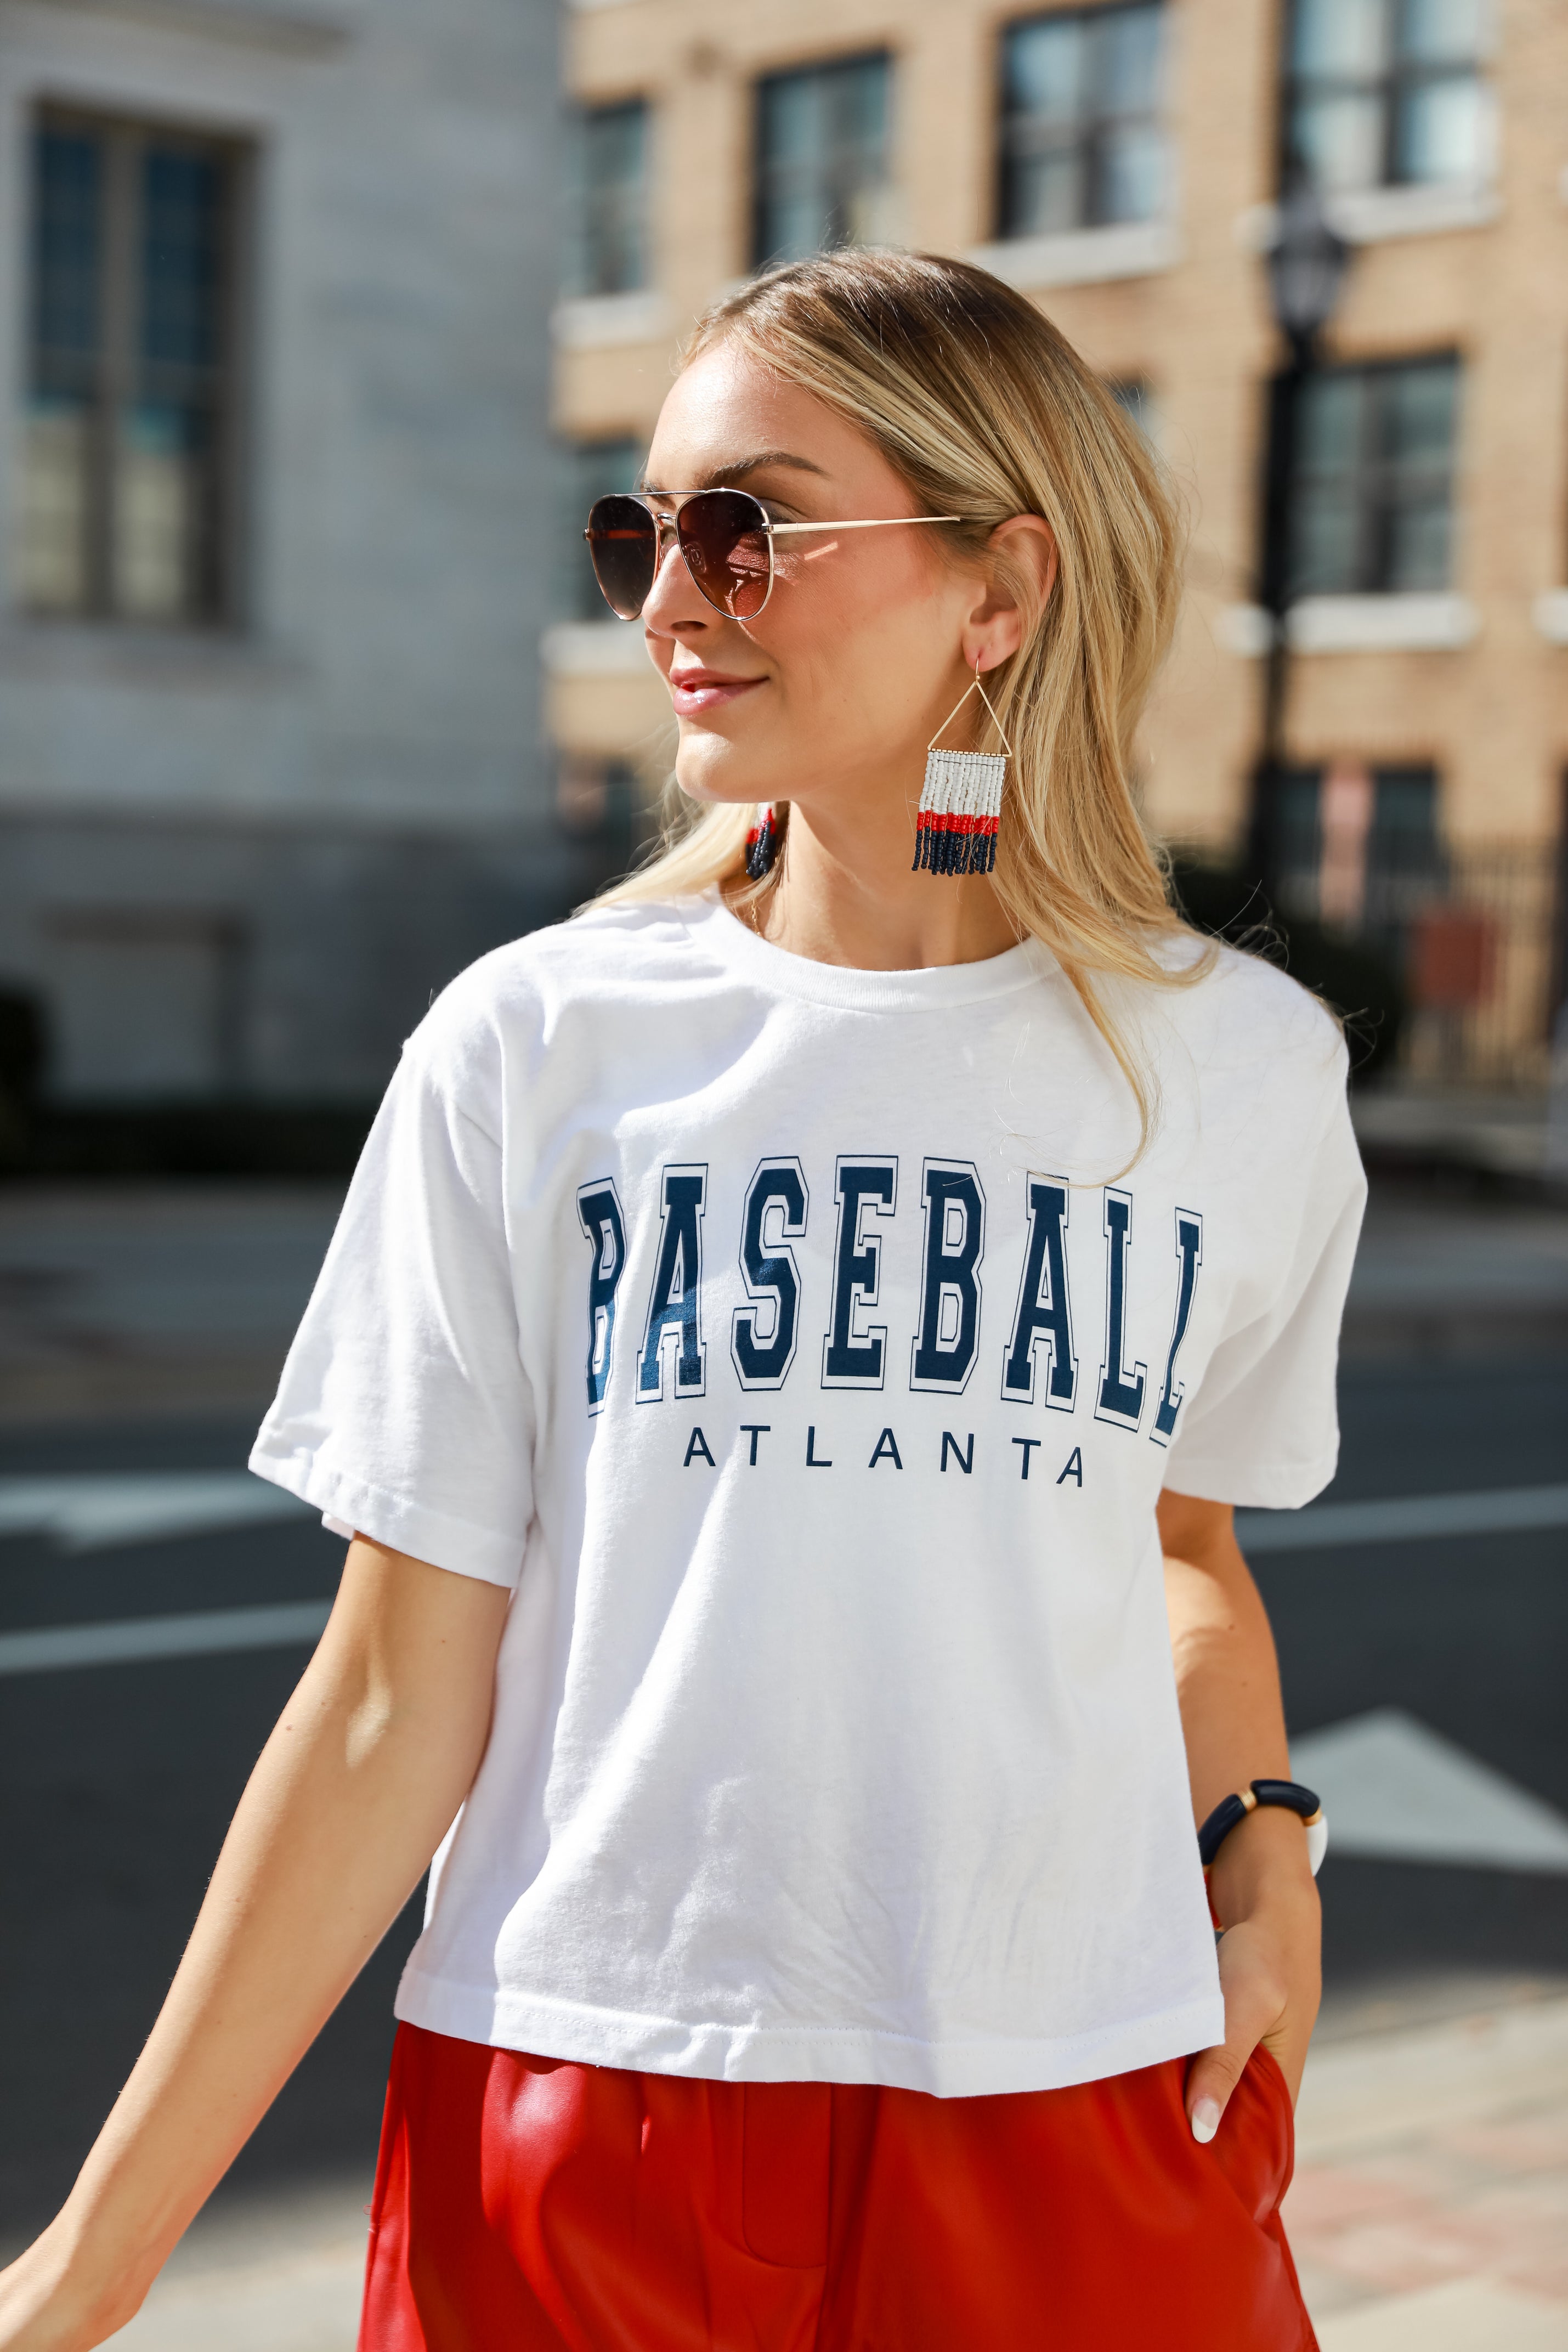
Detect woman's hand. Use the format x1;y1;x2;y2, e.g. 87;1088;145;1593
1159;1488;1322;2142
1187;1810;1322;2140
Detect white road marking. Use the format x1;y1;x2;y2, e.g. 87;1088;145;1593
0;1472;1561;1697
1292;1708;1568;1874
0;1473;1561;1561
0;1473;310;1553
0;1599;331;1676
4;1633;1566;1886
1237;1482;1568;1554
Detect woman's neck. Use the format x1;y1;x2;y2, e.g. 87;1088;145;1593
746;802;1021;973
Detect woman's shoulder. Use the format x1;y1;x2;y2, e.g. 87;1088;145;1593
414;897;704;1039
1159;931;1346;1066
1134;931;1351;1145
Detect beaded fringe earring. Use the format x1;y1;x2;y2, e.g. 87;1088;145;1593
745;802;779;880
913;664;1011;878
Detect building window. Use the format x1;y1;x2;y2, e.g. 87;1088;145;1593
1284;0;1489;195
568;101;649;298
1289;355;1459;597
564;437;643;620
753;54;892;269
45;912;246;1098
997;4;1167;239
1106;376;1154;437
1276;761;1442;953
20;110;244;626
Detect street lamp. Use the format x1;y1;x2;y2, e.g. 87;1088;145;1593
1249;168;1351;899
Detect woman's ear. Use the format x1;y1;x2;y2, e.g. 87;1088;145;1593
963;516;1058;671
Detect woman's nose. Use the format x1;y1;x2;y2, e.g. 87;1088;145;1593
642;519;712;635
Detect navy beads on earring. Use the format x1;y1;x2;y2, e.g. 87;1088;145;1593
745;804;779;880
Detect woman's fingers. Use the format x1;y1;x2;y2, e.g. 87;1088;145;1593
1185;1917;1292;2142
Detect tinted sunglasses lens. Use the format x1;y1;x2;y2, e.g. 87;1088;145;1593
678;490;772;618
586;496;656;619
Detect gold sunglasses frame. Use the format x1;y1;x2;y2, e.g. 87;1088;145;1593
585;489;965;620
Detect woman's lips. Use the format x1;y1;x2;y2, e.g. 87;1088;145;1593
669;669;765;715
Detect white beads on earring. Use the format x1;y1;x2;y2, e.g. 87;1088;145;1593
913;663;1011;878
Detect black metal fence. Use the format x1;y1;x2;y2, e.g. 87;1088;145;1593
1277;834;1559;1088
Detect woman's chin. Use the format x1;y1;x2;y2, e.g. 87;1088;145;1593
673;739;780;810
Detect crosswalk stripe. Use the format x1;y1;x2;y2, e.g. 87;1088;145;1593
1;1480;1563;1678
0;1471;1563;1562
1237;1482;1568;1554
1291;1708;1568;1873
0;1600;332;1676
0;1472;308;1553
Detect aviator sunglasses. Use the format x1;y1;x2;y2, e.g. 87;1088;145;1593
585;489;964;623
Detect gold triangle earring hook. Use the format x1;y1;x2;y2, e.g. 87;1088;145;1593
926;657;1013;758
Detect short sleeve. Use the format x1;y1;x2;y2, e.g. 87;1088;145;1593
1161;1059;1366;1512
248;1038;535;1587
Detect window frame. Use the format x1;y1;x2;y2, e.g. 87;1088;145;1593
1286;349;1463;600
750;49;894;272
568;97;651;301
994;0;1168;243
1280;0;1489;195
21;100;252;631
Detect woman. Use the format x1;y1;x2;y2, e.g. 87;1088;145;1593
0;251;1361;2351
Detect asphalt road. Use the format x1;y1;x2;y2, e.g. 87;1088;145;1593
1260;1358;1568;2007
2;1360;1566;2241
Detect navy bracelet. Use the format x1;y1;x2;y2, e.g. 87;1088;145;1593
1198;1778;1327;1874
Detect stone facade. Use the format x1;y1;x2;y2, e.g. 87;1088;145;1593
552;0;1568;942
0;0;568;1102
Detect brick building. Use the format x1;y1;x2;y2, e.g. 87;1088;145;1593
552;0;1568;1078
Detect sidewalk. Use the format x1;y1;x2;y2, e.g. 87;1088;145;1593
1292;1988;1568;2349
100;2174;368;2352
96;1991;1568;2351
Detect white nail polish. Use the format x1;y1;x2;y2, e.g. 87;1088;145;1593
1191;2097;1221;2144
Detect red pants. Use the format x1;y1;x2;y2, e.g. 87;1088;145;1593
360;2023;1316;2351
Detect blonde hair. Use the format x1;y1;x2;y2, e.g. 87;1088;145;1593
597;247;1209;1150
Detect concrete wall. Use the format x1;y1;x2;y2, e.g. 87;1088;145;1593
0;0;570;1100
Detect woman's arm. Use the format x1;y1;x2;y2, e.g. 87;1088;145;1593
0;1538;511;2352
1158;1489;1321;2138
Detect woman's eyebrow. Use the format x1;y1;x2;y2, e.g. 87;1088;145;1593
710;451;829;488
638;451;829;495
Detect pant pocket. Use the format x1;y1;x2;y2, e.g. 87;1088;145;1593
1253;2042;1297;2178
740;2082;832;2268
1212;2043;1296;2226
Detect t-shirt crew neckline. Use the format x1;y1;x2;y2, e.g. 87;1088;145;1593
688;894;1052;1013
